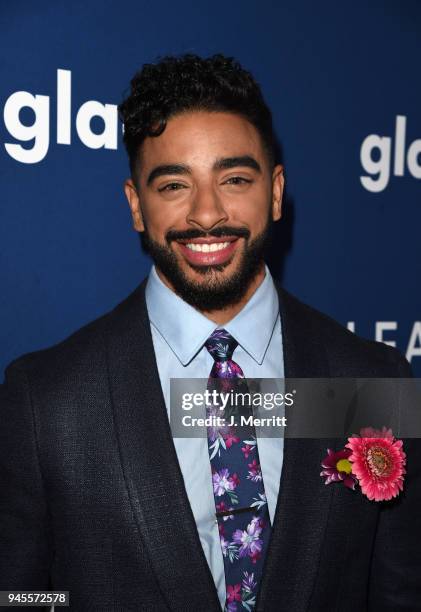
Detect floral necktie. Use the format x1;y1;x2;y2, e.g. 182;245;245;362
204;329;271;612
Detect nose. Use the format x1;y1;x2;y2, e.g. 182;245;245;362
186;184;228;231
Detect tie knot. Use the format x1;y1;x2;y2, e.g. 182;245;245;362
205;329;238;362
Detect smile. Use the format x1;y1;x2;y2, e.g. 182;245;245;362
185;242;230;252
176;237;240;266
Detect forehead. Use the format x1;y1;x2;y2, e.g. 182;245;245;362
139;111;266;170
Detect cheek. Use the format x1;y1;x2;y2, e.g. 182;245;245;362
227;197;269;232
143;206;179;240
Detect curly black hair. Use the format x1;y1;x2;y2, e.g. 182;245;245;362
118;53;276;179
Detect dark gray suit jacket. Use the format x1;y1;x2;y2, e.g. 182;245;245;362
1;280;420;611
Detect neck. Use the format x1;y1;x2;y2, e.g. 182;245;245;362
156;263;266;325
201;264;266;324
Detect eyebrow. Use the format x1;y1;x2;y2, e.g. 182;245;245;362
146;155;261;186
213;156;261;173
147;164;190;186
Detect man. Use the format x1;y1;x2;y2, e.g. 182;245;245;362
0;54;420;611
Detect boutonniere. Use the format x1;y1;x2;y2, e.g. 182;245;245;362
320;427;406;501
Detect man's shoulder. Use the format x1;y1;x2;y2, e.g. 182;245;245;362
278;287;411;376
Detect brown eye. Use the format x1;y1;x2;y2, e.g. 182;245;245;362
158;182;186;192
224;177;252;185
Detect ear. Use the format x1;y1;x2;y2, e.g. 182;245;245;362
124;179;145;232
271;164;284;222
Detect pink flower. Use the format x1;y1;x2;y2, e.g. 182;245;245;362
223;430;240;448
241;444;254;459
247;459;262;482
231;472;240;487
346;433;406;501
320;448;358;490
227;584;242;603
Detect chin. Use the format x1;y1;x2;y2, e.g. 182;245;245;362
184;258;237;280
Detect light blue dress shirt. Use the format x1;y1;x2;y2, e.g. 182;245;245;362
145;265;285;609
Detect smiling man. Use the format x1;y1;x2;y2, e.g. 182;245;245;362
1;54;420;612
123;72;283;322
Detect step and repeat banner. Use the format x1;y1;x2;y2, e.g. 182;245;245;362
1;1;420;376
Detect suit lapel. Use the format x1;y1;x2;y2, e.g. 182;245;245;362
105;281;220;611
256;286;336;611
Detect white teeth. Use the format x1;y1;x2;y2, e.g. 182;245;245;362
185;242;230;252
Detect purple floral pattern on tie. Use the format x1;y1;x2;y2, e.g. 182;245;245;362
225;571;258;611
204;329;272;612
205;329;245;381
232;516;264;563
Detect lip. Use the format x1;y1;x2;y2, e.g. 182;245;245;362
176;236;237;245
177;237;240;266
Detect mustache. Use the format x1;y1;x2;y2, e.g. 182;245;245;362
165;226;250;244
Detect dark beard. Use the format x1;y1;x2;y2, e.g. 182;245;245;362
141;219;273;312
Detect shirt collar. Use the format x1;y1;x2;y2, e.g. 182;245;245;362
223;266;279;364
145;264;279;366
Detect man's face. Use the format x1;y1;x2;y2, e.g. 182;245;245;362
125;111;284;311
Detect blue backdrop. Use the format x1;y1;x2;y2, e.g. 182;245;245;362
1;0;420;378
